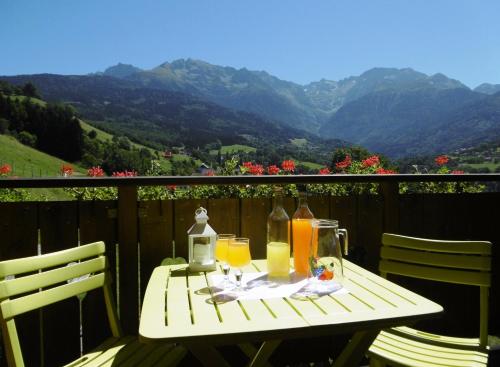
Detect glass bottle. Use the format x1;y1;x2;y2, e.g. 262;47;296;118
266;187;290;278
292;191;314;276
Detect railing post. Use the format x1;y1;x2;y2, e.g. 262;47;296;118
117;185;139;334
380;181;399;234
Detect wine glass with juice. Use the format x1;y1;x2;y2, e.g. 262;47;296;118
227;238;252;291
214;234;236;289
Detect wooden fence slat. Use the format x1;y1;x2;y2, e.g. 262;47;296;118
0;202;41;367
356;195;384;272
307;196;330;220
118;186;139;335
79;201;118;353
240;198;270;259
330;196;357;250
207;198;240;235
139;200;173;300
399;194;425;236
173;199;207;260
39;201;80;366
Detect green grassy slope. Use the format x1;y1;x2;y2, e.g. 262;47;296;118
0;135;86;177
0;135;88;200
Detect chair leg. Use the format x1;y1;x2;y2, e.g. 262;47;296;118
369;357;385;367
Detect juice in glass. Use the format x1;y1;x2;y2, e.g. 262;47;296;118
292;219;313;275
227;240;251;268
267;241;290;278
215;237;231;262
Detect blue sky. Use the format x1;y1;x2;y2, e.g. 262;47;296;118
1;0;499;88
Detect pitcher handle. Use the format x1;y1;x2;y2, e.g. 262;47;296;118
338;228;349;256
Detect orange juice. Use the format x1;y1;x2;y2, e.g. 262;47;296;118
292;219;313;275
215;239;229;262
227;241;251;268
267;241;290;277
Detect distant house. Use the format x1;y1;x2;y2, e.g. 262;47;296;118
198;163;213;176
163;150;173;159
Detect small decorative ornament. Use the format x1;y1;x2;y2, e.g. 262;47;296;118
187;207;217;272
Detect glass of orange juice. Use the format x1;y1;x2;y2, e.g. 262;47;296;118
215;234;236;289
227;237;252;291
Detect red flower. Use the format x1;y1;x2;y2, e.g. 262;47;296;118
362;155;380;168
376;168;396;175
318;167;331;175
267;165;280;175
0;164;12;176
242;162;253;169
204;169;215;176
61;164;73;177
249;164;264;175
435;155;449;166
451;170;464;175
166;184;177;191
335;155;352;170
112;170;138;177
281;160;295;172
87;166;104;177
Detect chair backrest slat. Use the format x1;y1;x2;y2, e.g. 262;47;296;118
380;246;491;271
382;233;491;255
0;242;105;278
0;256;107;300
1;273;106;320
379;259;491;287
380;233;492;348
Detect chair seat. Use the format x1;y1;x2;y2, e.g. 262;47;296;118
64;336;187;367
367;327;488;367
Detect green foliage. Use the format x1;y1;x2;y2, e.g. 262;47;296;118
0;188;34;202
0;90;83;162
400;162;485;194
17;131;37;147
21;82;41;99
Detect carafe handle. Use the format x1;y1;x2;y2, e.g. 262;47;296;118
338;228;349;256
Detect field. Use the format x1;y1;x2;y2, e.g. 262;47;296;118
210;144;257;155
0;135;86;177
459;162;500;172
296;160;324;171
0;134;87;200
290;138;308;147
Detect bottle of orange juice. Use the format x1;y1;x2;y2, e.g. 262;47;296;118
292;190;314;276
267;187;290;278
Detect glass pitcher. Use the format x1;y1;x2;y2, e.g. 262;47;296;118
299;219;348;298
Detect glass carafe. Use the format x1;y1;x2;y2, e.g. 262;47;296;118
308;219;347;294
292;191;314;276
266;187;290;278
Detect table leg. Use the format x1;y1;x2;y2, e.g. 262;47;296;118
184;343;231;367
333;330;380;367
248;340;281;367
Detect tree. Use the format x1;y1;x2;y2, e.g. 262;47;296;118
0;118;9;134
22;82;41;99
18;131;37;147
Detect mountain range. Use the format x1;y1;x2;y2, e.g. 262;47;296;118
2;59;499;158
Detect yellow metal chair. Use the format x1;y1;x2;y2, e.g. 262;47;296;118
0;241;186;367
367;233;492;367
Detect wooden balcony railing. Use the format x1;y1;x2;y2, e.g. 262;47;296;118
0;174;499;366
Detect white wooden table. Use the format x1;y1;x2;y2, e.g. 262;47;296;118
139;259;443;367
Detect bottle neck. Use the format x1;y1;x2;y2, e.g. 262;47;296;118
272;196;284;210
298;194;308;208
